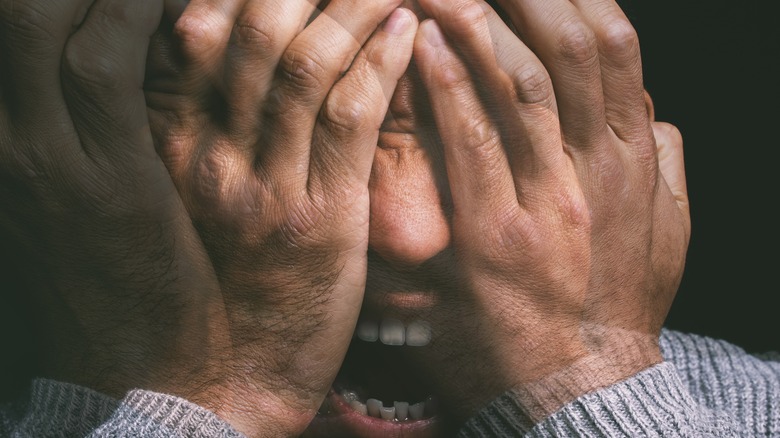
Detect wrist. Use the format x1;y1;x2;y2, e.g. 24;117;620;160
187;374;321;438
511;328;662;422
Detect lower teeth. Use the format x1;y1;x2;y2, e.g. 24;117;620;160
338;389;436;421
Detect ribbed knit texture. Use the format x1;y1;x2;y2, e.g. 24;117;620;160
87;390;244;438
2;330;778;437
1;380;244;438
458;330;780;437
1;379;119;437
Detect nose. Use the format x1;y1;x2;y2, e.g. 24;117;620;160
368;141;451;269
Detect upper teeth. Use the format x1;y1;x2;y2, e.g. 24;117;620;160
356;319;431;346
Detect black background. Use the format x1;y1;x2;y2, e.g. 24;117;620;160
623;0;779;354
2;1;778;400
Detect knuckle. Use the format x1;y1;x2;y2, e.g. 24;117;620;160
279;47;327;96
555;18;599;65
193;187;270;249
430;60;470;92
464;116;501;157
321;90;372;135
450;1;488;29
233;13;278;57
553;187;591;230
363;41;393;71
511;64;554;106
598;17;640;59
62;39;122;92
191;150;241;215
173;12;222;60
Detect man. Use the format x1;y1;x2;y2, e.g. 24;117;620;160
0;0;776;437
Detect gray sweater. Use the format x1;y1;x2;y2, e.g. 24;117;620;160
2;330;778;437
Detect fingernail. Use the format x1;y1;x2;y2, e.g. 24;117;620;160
422;20;446;47
384;8;412;35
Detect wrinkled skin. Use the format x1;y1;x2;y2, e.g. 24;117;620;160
0;0;219;398
1;0;415;435
149;0;691;430
145;0;419;433
380;0;691;422
0;0;690;436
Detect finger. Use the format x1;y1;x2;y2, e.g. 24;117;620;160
419;0;556;111
495;0;610;150
571;0;652;145
223;0;317;136
62;0;164;163
309;8;417;194
418;0;567;190
652;121;690;235
0;0;95;120
173;0;246;77
414;18;518;215
644;89;656;122
260;0;402;183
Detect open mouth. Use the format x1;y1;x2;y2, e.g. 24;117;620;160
302;318;445;438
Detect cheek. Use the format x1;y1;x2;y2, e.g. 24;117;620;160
368;147;451;268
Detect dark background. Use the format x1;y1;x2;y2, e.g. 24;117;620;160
2;1;778;400
622;0;779;354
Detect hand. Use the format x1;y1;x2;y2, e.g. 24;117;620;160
144;0;417;434
0;0;220;405
406;0;691;422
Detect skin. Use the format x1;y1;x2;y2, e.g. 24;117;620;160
382;0;691;423
2;0;414;435
0;0;690;436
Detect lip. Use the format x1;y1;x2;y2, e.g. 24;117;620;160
367;289;440;314
364;252;457;317
302;389;441;438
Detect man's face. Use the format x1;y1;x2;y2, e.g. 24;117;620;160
304;2;500;437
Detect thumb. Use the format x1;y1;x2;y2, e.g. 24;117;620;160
653;121;691;237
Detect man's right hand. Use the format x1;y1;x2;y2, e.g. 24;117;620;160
0;0;416;436
145;0;417;435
